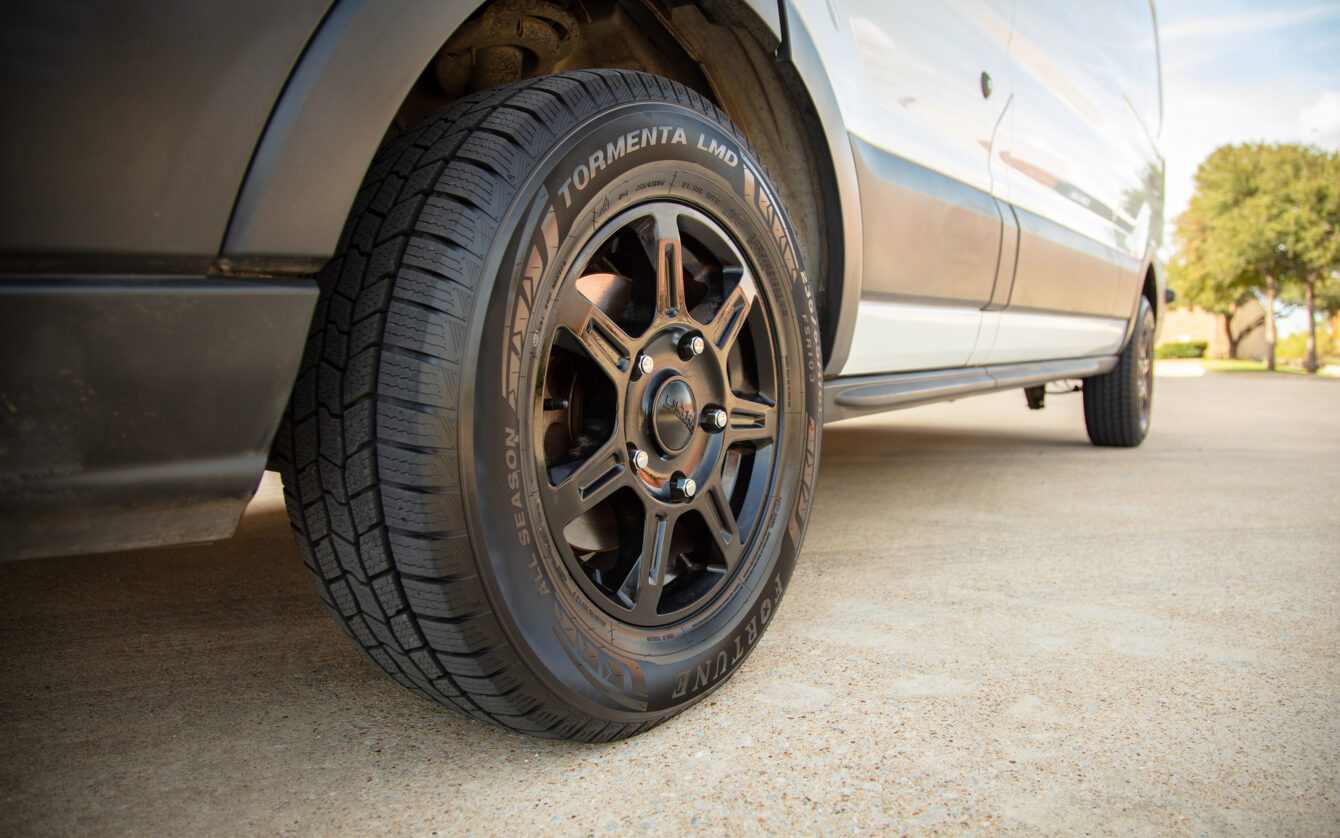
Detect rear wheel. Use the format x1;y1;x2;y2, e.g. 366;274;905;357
273;70;822;741
1083;295;1155;447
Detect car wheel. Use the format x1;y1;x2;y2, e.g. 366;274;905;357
272;70;823;741
1082;295;1155;447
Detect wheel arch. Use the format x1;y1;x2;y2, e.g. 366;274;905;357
221;0;858;369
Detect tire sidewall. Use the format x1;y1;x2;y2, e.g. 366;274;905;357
459;92;822;721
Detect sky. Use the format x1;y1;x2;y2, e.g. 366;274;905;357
1157;0;1340;223
1156;0;1340;333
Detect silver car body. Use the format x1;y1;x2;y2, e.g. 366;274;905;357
788;0;1163;379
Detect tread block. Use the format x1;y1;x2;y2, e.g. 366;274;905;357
348;576;390;623
384;299;466;359
409;647;447;681
416;613;505;654
393;267;473;318
378;350;459;410
381;484;465;533
387;530;474;578
450;662;531;696
433;645;516;679
350;489;384;533
434;160;509;219
402;236;483;290
357;529;393;577
401;575;488;620
378;443;459;491
375;401;456;450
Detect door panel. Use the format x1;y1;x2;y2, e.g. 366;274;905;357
993;0;1162;317
791;0;1015;376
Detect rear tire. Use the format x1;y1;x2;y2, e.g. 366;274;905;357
1083;295;1155;447
273;70;822;741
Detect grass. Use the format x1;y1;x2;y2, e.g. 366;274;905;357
1199;359;1339;376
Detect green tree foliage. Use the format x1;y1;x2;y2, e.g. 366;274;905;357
1171;143;1340;372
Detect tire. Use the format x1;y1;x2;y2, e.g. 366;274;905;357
1083;295;1155;447
273;70;823;741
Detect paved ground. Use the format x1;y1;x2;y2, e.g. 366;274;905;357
2;367;1337;836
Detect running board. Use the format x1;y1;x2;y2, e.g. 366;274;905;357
823;356;1118;423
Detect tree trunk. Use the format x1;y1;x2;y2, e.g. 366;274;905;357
1264;274;1277;371
1305;278;1318;373
1221;310;1237;359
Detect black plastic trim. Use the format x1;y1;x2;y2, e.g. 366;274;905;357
0;276;318;560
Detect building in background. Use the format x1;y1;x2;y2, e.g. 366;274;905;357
1159;300;1268;359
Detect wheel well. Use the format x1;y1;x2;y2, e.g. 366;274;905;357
388;0;842;363
1141;264;1159;319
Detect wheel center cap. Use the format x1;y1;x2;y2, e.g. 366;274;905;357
651;377;697;454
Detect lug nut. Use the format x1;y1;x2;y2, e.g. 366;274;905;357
635;354;655;377
678;334;705;360
670;476;697;500
629;447;649;471
702;408;727;432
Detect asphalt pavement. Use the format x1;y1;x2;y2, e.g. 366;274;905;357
2;365;1337;836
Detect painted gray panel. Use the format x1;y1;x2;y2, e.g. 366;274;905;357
1009;208;1141;317
851;137;1001;307
0;0;330;260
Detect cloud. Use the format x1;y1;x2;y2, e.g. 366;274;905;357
1159;5;1340;42
1299;91;1340;146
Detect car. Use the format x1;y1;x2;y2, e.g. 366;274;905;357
0;0;1165;740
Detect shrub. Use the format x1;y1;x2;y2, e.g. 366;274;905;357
1275;326;1335;363
1155;341;1208;359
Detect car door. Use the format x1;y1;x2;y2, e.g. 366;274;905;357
791;0;1016;374
975;0;1163;365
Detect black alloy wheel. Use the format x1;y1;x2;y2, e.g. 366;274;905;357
538;202;782;627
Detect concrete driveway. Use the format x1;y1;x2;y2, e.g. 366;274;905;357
2;368;1337;835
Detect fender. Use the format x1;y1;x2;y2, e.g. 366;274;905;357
220;0;788;273
220;0;481;269
775;0;864;377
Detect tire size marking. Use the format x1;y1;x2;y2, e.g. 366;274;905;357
557;126;689;209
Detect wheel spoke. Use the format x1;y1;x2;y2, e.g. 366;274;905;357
545;437;627;527
554;290;633;383
697;478;743;571
724;393;777;449
650;206;685;317
617;508;677;618
708;270;755;354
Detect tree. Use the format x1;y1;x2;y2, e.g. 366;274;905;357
1172;143;1340;372
1171;145;1270;361
1263;146;1340;371
1167;225;1264;360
